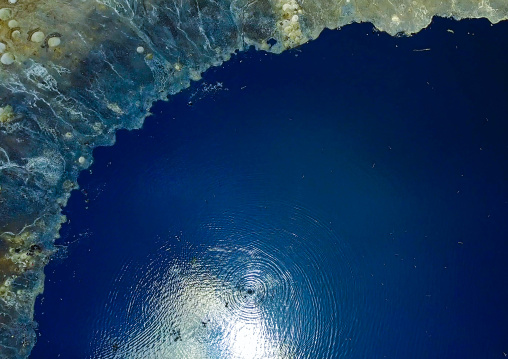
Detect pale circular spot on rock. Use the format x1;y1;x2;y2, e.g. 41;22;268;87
78;156;86;165
30;31;45;43
11;30;21;40
1;52;15;65
0;42;6;54
47;37;61;47
136;46;144;54
7;19;18;28
0;8;12;20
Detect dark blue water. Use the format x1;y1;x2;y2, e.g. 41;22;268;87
31;18;508;358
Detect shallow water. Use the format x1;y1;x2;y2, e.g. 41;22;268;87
31;19;508;358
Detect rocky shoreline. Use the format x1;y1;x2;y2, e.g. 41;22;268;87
0;0;506;356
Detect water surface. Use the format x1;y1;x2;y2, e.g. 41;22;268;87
31;19;508;358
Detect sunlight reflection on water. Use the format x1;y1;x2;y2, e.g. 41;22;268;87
90;201;362;358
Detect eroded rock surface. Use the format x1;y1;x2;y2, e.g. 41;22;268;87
0;0;506;356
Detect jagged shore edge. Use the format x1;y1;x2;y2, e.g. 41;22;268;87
0;8;507;358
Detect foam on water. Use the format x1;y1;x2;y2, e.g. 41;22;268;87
0;0;507;356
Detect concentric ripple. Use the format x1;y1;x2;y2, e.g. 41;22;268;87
203;201;362;358
89;200;363;358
